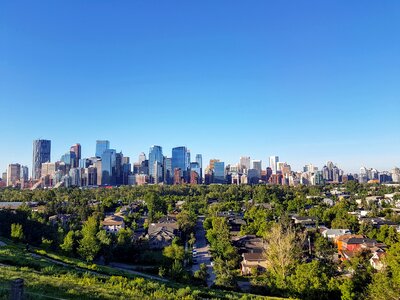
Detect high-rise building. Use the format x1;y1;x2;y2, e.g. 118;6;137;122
172;146;188;180
96;140;110;158
138;152;146;164
195;154;203;179
269;156;279;175
20;165;29;182
240;156;251;173
101;149;116;185
213;161;225;183
70;143;81;168
252;160;262;178
32;139;51;180
163;157;172;184
7;163;21;186
148;146;163;182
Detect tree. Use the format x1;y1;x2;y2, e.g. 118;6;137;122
60;230;75;254
213;257;235;288
78;216;101;262
289;260;331;299
264;223;302;287
194;263;208;285
176;210;196;234
11;223;24;242
163;242;185;262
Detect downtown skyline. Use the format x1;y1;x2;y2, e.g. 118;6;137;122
1;1;399;174
1;137;399;177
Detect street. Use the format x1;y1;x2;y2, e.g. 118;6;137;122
191;216;216;287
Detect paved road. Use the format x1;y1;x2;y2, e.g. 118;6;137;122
191;216;215;287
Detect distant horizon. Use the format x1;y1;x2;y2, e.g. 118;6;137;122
1;1;399;175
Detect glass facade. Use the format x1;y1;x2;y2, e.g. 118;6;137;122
172;146;188;179
148;145;163;182
96;140;110;158
213;161;225;183
101;149;116;185
32;139;51;179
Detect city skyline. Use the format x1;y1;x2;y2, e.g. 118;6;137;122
1;138;399;176
1;1;400;174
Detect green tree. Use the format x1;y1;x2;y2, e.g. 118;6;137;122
194;263;208;285
60;230;75;254
163;242;185;262
289;260;330;299
11;223;24;242
78;216;101;262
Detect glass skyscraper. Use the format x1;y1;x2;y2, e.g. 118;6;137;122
101;149;116;185
32;139;51;180
172;146;188;180
96;140;110;158
213;161;225;183
148;145;163;182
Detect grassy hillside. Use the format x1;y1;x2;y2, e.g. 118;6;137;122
0;241;285;300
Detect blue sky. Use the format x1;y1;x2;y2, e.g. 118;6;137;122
1;1;399;174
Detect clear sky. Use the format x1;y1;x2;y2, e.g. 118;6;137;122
1;1;399;174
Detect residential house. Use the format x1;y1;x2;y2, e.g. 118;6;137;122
102;215;125;233
321;228;351;241
241;253;267;275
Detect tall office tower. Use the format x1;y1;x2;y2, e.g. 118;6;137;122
148;145;163;182
269;156;279;175
96;140;110;158
138;152;146;164
172;146;188;180
252;160;262;178
7;163;21;186
122;160;131;185
190;162;201;184
163;157;172;184
186;150;191;172
1;172;7;182
32;139;51;180
208;159;220;171
153;161;163;184
115;152;123;185
213;161;225;183
240;156;251;172
70;143;81;168
195;154;203;179
101;149;116;185
69;168;81;187
20;165;29;182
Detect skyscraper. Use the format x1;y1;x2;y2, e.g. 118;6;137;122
32;139;51;180
96;140;110;158
70;143;81;168
213;161;225;184
195;154;203;179
172;146;188;180
101;149;116;185
269;156;279;175
240;156;251;172
148;145;163;182
252;160;262;178
7;163;21;186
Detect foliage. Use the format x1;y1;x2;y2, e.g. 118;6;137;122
10;223;24;242
78;216;100;262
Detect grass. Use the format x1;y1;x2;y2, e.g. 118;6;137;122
0;238;286;299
